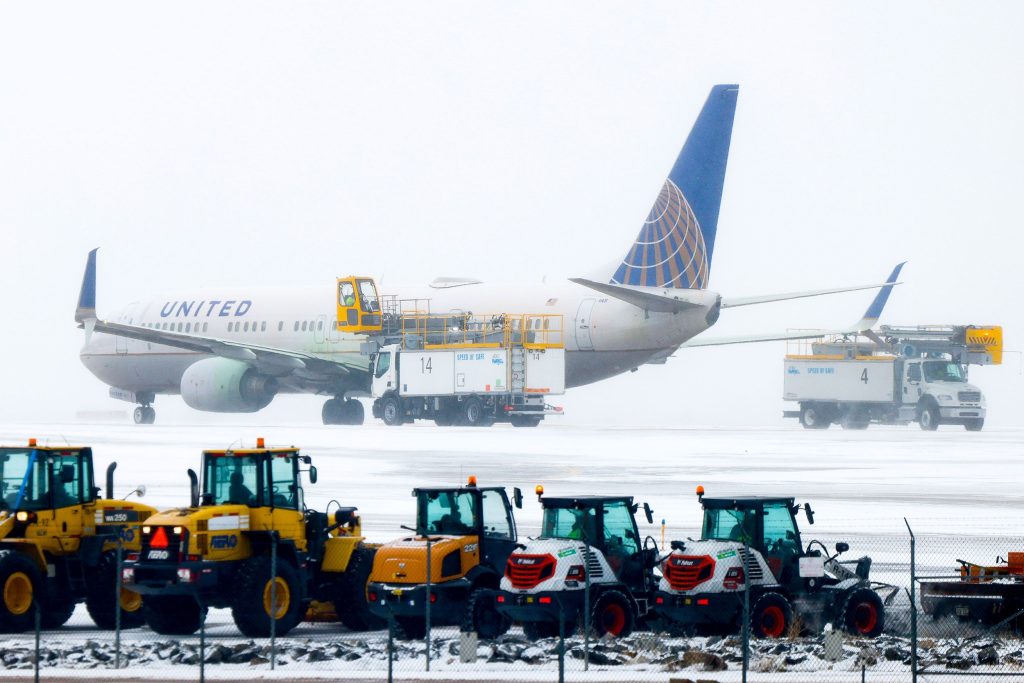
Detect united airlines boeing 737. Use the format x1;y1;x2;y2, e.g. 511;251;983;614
76;85;902;425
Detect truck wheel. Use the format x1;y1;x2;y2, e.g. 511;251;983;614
85;551;145;629
0;550;41;633
231;556;304;638
461;397;485;426
462;587;510;639
799;404;829;430
918;403;940;431
510;415;542;428
842;588;884;637
965;418;984;432
750;592;792;638
394;615;427;640
591;590;634;637
334;546;387;631
141;595;206;635
381;397;403;426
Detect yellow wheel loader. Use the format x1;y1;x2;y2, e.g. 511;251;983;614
123;439;383;637
0;439;154;632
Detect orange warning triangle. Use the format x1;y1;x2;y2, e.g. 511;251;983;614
151;526;169;548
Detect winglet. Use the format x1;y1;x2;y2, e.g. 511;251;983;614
851;261;905;332
75;248;98;324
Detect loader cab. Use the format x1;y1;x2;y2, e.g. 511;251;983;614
539;495;650;580
414;481;521;570
0;444;95;513
336;276;383;334
201;446;312;511
700;496;805;584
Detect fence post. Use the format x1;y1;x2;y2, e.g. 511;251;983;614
583;540;591;672
115;537;123;669
425;537;432;672
741;539;751;683
905;518;917;683
558;597;566;683
199;596;206;683
270;533;277;671
387;610;395;683
33;597;40;683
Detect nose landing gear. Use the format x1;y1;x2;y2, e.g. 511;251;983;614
133;405;156;424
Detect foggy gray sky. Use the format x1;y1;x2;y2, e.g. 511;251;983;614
1;2;1021;427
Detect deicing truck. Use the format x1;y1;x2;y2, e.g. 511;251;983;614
783;325;1000;431
370;314;565;427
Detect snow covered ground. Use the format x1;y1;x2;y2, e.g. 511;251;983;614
1;422;1021;680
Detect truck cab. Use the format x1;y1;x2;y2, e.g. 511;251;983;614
900;357;985;430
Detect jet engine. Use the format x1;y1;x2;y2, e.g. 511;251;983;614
180;358;278;412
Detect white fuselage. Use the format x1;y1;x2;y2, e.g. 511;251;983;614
80;280;719;403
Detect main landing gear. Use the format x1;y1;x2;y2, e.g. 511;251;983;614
322;398;365;425
133;405;156;424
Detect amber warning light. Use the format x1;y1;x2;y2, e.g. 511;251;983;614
28;438;37;447
467;475;477;487
696;485;705;499
257;437;265;448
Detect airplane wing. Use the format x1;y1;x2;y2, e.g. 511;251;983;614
74;249;362;378
681;262;905;348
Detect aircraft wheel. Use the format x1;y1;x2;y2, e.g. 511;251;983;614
134;407;155;425
343;399;365;425
322;398;343;425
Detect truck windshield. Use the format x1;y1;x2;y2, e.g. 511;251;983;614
419;490;477;535
702;507;756;544
923;361;966;383
541;506;598;543
206;455;260;506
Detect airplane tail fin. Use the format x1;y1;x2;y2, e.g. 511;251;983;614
75;248;98;324
611;84;738;290
850;261;906;332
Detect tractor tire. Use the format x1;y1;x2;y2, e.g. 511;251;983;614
41;599;76;629
522;619;561;639
965;418;984;432
461;397;485;427
0;550;41;633
141;595;206;635
591;589;635;638
232;555;304;638
918;402;940;431
799;404;830;430
85;551;145;630
750;592;793;638
334;546;386;632
381;397;403;426
462;587;510;639
842;587;885;637
394;615;426;640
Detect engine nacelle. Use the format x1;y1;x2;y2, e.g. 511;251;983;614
180;358;278;413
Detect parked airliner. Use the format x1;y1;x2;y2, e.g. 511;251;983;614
76;85;901;425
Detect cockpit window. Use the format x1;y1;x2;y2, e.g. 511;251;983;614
923;361;966;383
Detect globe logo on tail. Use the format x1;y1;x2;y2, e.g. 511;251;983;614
612;178;708;290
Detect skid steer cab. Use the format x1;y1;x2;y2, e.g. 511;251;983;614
367;477;523;640
653;487;893;638
496;490;660;639
0;440;154;633
122;439;383;638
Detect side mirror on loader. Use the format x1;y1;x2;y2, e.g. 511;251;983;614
643;502;654;525
804;503;815;525
513;487;523;509
309;466;318;484
835;542;849;555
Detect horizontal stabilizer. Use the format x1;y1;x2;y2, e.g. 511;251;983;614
570;278;711;313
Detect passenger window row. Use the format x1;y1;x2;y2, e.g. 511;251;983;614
141;320;324;334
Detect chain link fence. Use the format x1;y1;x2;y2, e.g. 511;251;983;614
4;525;1023;682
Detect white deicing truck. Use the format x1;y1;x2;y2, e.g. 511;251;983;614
783;325;1001;431
369;313;565;427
